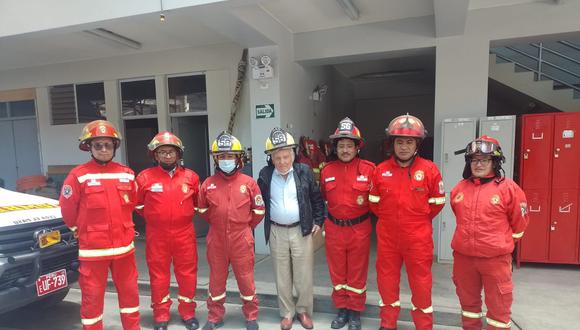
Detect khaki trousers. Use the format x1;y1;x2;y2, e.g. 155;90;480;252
269;224;314;318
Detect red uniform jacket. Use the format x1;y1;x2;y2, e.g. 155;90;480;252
136;166;199;233
320;158;375;219
59;159;137;261
451;177;530;257
368;157;445;235
197;171;265;231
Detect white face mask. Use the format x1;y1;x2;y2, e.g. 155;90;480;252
218;159;236;173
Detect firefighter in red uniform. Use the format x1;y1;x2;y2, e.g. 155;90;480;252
197;131;265;330
451;136;529;330
136;132;200;330
320;117;375;330
368;114;445;330
59;120;140;330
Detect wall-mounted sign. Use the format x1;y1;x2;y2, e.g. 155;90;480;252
256;104;275;119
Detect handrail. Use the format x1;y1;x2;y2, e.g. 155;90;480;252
494;53;580;93
493;41;580;92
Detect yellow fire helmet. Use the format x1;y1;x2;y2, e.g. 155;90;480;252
264;127;298;154
210;131;244;155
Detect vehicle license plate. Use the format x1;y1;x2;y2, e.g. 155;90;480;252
36;269;68;296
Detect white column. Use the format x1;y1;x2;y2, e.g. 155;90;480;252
155;75;169;132
104;80;126;164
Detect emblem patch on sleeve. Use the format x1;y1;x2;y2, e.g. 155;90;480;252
255;195;264;206
438;180;445;194
520;202;528;217
62;185;73;199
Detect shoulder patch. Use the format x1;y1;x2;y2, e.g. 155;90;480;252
62;185;73;199
255;194;264;206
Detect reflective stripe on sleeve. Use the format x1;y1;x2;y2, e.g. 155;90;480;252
369;195;380;203
197;208;209;214
512;231;524;239
79;242;135;258
77;172;135;183
120;306;139;314
428;197;446;205
462;310;483;319
69;226;77;232
486;317;512;328
81;314;103;325
253;209;265;215
210;292;226;301
178;295;195;303
135;205;144;210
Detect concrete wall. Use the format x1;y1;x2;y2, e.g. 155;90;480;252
0;43;244;172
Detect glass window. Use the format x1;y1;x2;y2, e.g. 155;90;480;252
50;84;77;125
76;82;106;123
9;100;36;117
168;75;207;114
0;103;7;118
121;79;157;117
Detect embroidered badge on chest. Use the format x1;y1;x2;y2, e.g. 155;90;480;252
240;184;247;193
382;171;393;177
414;170;424;181
182;183;188;193
454;192;464;203
490;194;501;205
356;195;364;205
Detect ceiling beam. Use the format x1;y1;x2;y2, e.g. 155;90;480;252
433;0;469;38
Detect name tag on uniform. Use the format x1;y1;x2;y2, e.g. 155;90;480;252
382;171;393;177
325;177;335;183
119;178;130;183
151;183;163;192
356;175;368;182
87;179;101;186
207;183;217;190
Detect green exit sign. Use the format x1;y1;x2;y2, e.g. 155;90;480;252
256;104;275;119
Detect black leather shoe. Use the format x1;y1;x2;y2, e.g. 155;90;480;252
331;308;350;329
246;320;259;330
348;311;361;330
202;321;224;330
154;322;168;330
183;317;200;330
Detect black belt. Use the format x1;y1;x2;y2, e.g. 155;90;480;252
270;221;300;228
328;212;370;227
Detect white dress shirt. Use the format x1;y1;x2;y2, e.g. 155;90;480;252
270;168;300;225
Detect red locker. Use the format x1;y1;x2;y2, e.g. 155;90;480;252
518;112;580;265
548;189;578;263
519;189;550;261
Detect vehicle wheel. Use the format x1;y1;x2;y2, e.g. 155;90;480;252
30;287;70;309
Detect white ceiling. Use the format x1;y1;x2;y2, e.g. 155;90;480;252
0;0;556;72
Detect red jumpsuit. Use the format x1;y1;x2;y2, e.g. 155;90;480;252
320;157;374;311
451;177;529;330
368;156;445;330
136;165;200;324
60;159;140;330
197;171;265;323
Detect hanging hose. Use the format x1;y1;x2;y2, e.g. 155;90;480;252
227;48;248;133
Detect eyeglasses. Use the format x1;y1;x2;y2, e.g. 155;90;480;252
156;150;177;157
470;158;492;165
91;142;115;151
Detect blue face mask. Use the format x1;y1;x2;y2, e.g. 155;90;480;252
218;159;236;173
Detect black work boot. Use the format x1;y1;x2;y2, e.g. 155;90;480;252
246;320;259;330
154;321;168;330
202;321;224;330
348;311;361;330
183;317;200;330
331;308;350;329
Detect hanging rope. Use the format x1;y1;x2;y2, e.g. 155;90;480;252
227;48;248;133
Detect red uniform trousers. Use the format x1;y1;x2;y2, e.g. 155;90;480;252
325;218;372;311
78;253;140;330
453;252;513;330
146;227;197;323
206;227;258;323
376;219;434;330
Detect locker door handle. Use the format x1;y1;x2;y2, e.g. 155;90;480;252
529;206;541;213
523;149;530;160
